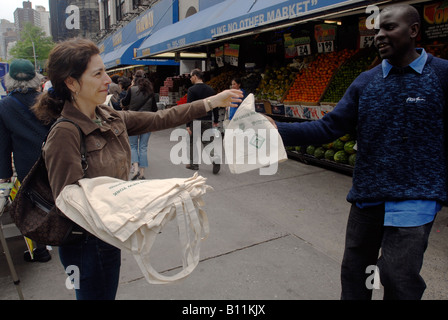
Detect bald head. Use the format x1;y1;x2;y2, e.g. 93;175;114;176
381;4;421;27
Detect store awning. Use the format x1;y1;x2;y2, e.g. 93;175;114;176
136;0;367;58
102;38;180;69
102;41;137;69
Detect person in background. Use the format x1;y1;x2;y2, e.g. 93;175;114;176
0;59;52;262
121;70;157;180
228;77;246;120
186;68;220;174
110;76;130;111
274;4;448;300
108;75;121;109
31;38;242;300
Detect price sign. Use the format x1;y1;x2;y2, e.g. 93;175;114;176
297;44;311;56
317;41;334;53
360;36;375;48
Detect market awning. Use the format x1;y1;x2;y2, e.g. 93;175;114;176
101;38;180;69
136;0;367;58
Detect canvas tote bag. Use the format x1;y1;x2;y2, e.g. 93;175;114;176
56;173;211;284
223;94;287;174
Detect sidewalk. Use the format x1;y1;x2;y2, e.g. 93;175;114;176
1;128;447;300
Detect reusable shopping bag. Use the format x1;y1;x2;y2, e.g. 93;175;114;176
223;94;287;174
56;173;211;284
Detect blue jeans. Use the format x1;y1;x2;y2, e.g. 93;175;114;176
341;203;433;300
129;132;151;167
59;235;121;300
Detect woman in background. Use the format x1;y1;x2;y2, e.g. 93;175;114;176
121;70;156;180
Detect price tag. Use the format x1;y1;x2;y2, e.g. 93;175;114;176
317;41;334;53
360;36;375;48
297;44;311;56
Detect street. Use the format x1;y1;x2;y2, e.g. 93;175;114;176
1;126;447;300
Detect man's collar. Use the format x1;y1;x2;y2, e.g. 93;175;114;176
382;48;427;78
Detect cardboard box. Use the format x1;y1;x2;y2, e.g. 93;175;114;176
270;104;285;116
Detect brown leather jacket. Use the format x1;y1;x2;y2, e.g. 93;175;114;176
43;100;206;202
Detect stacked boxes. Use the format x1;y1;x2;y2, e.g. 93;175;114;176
159;76;184;105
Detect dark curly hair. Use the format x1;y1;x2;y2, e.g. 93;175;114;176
32;38;100;124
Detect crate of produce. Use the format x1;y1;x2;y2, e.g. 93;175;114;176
283;49;356;104
320;48;377;104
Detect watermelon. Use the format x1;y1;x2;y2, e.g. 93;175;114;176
348;153;356;166
344;140;356;154
322;142;333;149
306;145;315;155
294;146;301;152
334;150;348;163
314;147;325;159
324;149;335;160
339;134;353;142
333;139;345;150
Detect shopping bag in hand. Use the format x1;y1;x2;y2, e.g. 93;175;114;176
223;94;287;175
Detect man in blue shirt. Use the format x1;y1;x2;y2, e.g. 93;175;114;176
276;4;448;299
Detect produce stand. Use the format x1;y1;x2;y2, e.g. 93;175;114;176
158;1;448;177
269;114;354;176
286;149;354;176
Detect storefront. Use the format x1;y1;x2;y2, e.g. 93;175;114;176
98;0;179;77
126;0;448;173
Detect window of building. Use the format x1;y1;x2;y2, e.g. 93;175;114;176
117;0;125;21
104;0;111;29
133;0;143;10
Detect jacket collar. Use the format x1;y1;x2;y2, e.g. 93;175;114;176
60;101;119;135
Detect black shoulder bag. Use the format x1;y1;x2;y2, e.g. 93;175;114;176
10;118;88;246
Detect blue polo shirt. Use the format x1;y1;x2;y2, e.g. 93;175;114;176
357;49;441;227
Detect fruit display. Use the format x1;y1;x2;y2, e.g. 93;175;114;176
283;49;356;103
207;69;244;92
424;42;448;59
320;49;377;103
287;133;357;167
207;68;261;95
255;65;296;101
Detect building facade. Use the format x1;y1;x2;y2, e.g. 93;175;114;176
49;0;100;42
0;19;17;61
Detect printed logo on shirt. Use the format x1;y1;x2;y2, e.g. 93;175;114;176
406;97;426;103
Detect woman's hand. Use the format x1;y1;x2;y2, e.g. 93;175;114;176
205;89;243;109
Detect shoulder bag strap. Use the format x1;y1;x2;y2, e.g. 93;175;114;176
48;118;88;177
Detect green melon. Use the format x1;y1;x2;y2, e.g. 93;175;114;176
334;150;348;164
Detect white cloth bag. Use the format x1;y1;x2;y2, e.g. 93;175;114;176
223;94;287;174
56;173;211;284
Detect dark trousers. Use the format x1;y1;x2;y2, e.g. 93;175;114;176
189;120;216;165
341;203;433;300
59;235;121;300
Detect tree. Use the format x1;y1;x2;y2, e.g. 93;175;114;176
9;23;54;73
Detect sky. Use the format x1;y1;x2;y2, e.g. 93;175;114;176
0;0;50;22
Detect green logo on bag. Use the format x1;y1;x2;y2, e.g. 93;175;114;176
250;134;265;149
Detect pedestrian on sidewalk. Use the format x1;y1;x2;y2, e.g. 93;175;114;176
186;69;221;174
31;38;242;300
121;70;157;180
0;59;52;263
275;4;448;300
